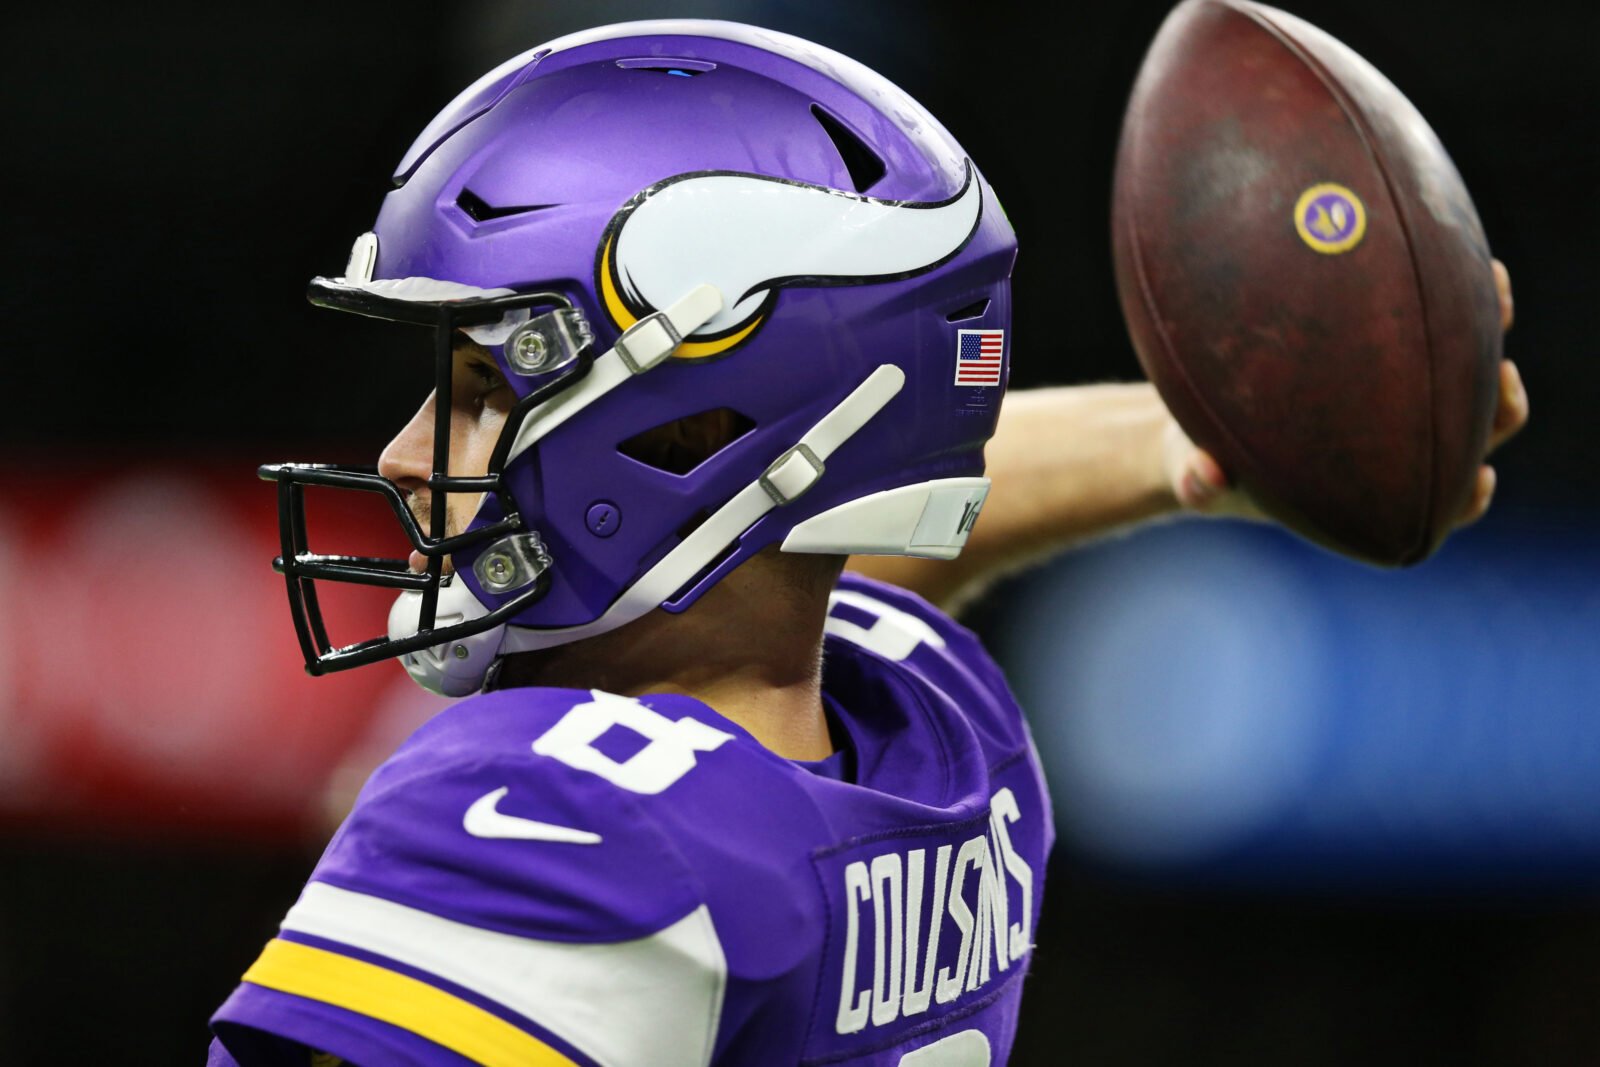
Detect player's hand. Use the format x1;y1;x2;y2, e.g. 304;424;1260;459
1457;260;1529;524
1168;258;1528;526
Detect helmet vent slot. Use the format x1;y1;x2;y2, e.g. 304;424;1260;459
617;408;757;476
616;58;716;76
810;105;886;194
945;298;991;322
456;188;558;222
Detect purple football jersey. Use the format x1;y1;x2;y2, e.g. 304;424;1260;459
210;574;1054;1066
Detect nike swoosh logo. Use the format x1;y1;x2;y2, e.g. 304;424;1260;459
462;787;602;845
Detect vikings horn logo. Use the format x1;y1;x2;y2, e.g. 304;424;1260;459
597;162;983;359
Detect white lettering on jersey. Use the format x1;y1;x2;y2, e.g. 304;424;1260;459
834;788;1033;1037
533;690;735;795
837;862;873;1034
826;589;947;662
990;788;1034;959
936;836;982;1004
870;853;905;1027
902;845;951;1017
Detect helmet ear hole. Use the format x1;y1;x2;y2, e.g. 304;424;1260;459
617;408;757;475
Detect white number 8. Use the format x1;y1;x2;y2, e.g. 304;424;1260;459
533;690;735;795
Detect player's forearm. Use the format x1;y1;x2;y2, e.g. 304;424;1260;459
970;382;1181;551
848;383;1180;610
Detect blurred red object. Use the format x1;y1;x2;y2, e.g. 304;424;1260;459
0;460;448;841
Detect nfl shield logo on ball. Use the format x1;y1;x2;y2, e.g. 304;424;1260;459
1294;182;1368;255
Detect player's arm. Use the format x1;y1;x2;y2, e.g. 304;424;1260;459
848;382;1189;612
851;260;1528;612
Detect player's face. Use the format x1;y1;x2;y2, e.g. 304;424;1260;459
378;337;516;572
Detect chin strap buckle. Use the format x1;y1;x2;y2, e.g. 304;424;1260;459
614;311;682;374
613;284;724;374
760;444;826;505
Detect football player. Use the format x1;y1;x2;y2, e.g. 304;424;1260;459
208;20;1524;1067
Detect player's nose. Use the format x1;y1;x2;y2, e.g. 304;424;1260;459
378;392;438;490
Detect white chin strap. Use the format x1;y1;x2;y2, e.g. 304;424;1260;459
500;361;909;657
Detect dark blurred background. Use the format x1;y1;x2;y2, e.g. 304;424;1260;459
1;0;1595;1063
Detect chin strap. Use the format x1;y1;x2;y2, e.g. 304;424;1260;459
393;360;905;694
500;362;906;656
389;296;909;695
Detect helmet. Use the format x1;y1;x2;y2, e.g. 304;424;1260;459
263;20;1017;695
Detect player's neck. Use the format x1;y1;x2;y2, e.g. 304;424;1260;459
497;550;841;761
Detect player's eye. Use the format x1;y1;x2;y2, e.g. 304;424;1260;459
468;359;506;391
454;351;511;409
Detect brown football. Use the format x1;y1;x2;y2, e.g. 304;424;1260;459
1111;0;1503;565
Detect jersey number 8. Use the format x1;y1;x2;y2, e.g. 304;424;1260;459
533;691;736;795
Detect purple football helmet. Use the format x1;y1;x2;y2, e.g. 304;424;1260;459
262;20;1017;695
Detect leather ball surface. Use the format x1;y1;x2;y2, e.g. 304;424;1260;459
1112;0;1502;565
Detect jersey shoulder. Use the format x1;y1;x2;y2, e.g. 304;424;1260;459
212;685;747;1067
827;572;1029;758
318;684;730;940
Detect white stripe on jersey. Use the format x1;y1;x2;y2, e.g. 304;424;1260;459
281;881;727;1067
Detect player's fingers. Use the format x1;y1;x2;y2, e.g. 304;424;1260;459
1487;360;1529;453
1178;448;1230;510
1457;465;1497;527
1492;258;1513;332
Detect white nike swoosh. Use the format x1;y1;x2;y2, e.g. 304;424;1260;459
462;787;602;845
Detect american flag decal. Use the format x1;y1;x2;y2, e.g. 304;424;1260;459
954;329;1004;387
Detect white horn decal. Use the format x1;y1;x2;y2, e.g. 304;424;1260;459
597;162;982;358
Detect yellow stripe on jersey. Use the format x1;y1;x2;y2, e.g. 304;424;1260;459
242;938;576;1067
